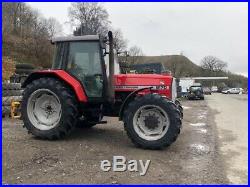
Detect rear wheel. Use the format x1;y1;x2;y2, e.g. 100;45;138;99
123;94;181;149
21;78;78;139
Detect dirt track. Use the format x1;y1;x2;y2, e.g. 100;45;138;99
207;93;248;184
2;94;247;184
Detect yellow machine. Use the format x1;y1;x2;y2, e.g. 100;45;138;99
11;100;21;119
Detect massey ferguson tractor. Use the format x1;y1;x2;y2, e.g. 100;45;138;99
21;31;182;149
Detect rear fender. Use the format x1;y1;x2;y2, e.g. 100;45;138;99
22;70;88;102
118;87;152;120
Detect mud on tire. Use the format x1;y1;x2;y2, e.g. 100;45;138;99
21;78;78;139
123;94;182;149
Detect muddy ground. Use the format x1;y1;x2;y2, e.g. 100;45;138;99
2;94;248;184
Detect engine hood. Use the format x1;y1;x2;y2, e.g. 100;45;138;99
114;74;173;87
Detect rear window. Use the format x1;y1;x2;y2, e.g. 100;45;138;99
190;86;202;91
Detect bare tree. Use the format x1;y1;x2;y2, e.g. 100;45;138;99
128;45;143;64
2;2;59;68
200;56;227;72
68;3;110;36
112;28;128;53
2;3;24;35
45;17;63;39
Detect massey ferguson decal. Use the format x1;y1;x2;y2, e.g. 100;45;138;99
115;85;170;90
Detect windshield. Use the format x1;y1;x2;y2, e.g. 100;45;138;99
52;42;64;69
190;86;202;91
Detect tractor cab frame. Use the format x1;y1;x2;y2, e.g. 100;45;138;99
51;34;110;103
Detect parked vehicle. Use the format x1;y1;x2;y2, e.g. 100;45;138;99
187;83;204;100
243;88;248;94
221;87;229;93
222;88;242;94
203;87;212;95
179;78;195;97
211;86;218;92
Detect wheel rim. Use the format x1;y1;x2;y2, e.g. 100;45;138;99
133;105;170;141
27;89;62;131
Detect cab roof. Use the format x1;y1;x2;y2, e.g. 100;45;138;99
51;35;100;44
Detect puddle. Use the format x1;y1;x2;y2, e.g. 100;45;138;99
196;128;207;134
182;106;191;110
190;143;210;154
189;123;206;127
198;111;207;119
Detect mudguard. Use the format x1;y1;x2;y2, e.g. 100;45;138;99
118;87;152;120
22;70;88;102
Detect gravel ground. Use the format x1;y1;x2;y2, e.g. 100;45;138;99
2;94;247;184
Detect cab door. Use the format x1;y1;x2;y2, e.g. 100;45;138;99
66;41;105;100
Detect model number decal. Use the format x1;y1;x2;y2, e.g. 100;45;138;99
115;85;169;90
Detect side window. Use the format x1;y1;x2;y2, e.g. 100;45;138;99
52;43;64;69
67;42;103;98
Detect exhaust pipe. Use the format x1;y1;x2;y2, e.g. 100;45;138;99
108;31;115;103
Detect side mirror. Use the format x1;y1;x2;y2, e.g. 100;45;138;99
102;48;109;56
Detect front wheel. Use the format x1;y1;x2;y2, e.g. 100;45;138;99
175;99;183;119
123;94;182;149
21;78;78;139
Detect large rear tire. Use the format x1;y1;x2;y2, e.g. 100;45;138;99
123;94;182;149
21;78;78;139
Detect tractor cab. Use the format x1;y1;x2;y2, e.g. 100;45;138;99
51;35;109;100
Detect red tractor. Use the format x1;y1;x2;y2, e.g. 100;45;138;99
21;31;182;149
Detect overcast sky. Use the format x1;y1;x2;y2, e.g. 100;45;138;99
28;2;248;77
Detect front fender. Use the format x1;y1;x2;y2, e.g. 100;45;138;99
118;87;152;120
22;70;88;102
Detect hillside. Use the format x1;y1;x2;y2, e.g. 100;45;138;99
123;55;248;88
135;55;203;77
